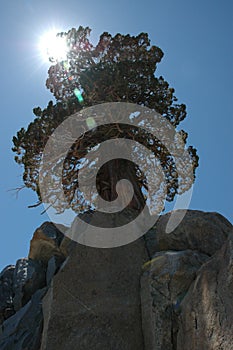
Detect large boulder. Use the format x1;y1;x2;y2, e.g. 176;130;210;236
145;210;232;257
0;222;68;349
40;238;149;350
177;233;233;350
0;209;232;349
141;249;209;349
28;222;66;264
141;209;233;349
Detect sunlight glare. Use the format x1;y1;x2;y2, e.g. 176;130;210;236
39;30;68;63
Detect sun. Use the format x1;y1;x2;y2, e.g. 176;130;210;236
38;29;68;63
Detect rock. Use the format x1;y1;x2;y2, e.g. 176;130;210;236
141;249;209;349
13;258;46;312
46;255;65;285
177;233;233;350
0;287;48;350
28;222;66;264
0;266;15;325
40;238;149;350
1;211;232;349
145;210;232;257
59;236;77;257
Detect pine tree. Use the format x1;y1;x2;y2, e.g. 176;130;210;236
12;26;199;214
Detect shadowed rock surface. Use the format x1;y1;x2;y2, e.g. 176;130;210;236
0;222;65;349
0;266;15;324
177;234;233;350
0;210;232;349
141;250;209;349
0;288;48;350
40;239;149;350
13;258;46;312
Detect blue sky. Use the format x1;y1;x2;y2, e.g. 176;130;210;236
1;0;232;271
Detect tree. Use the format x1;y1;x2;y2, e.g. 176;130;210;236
12;26;199;215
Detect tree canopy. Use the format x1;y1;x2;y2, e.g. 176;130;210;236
12;26;199;214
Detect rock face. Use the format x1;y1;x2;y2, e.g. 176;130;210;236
141;250;209;349
0;222;65;350
0;210;232;350
176;234;233;350
40;239;148;350
0;265;15;324
0;288;48;350
145;210;232;257
13;258;46;311
141;210;233;350
28;222;66;264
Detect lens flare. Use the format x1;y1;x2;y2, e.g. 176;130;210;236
86;117;96;129
74;88;84;103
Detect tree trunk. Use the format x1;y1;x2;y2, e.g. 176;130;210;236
97;158;145;212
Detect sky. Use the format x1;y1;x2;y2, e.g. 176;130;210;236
0;0;232;271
